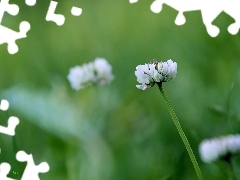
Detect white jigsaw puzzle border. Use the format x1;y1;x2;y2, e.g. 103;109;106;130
45;0;82;26
0;99;50;180
0;0;82;54
0;0;32;54
130;0;240;37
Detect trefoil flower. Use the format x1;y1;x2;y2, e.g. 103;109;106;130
67;58;114;90
135;59;177;90
199;134;240;163
134;59;204;180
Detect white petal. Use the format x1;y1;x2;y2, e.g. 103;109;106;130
153;70;163;82
136;84;151;90
137;77;149;84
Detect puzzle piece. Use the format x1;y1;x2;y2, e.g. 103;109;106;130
149;0;240;37
46;1;65;26
0;0;19;23
0;99;9;111
0;116;19;136
71;6;82;16
223;2;240;35
0;21;30;54
0;100;49;179
0;99;19;136
0;0;31;54
0;163;16;180
16;151;50;180
46;1;82;25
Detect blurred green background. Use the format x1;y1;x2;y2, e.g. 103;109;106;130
1;0;240;179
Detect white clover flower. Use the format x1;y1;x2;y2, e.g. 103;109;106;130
199;134;240;163
135;59;177;90
67;58;114;90
94;58;114;85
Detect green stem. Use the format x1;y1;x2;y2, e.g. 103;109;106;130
12;136;21;179
226;83;234;133
158;84;203;180
228;158;238;180
5;111;20;179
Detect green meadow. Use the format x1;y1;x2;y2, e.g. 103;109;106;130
0;1;240;179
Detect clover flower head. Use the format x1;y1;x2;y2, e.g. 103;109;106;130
135;59;177;90
67;58;114;90
199;134;240;163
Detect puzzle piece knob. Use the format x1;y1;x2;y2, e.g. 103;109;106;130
8;4;19;16
228;23;239;35
8;43;18;55
175;12;186;25
0;99;9;111
19;21;31;34
25;0;36;6
151;0;162;13
0;163;11;175
38;162;50;173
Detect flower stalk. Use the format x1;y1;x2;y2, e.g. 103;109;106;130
135;59;203;179
158;83;203;180
229;158;239;180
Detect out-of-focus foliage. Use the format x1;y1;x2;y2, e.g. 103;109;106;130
1;0;240;179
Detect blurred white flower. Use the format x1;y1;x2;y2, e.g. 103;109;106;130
67;58;114;90
199;134;240;163
135;59;177;90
